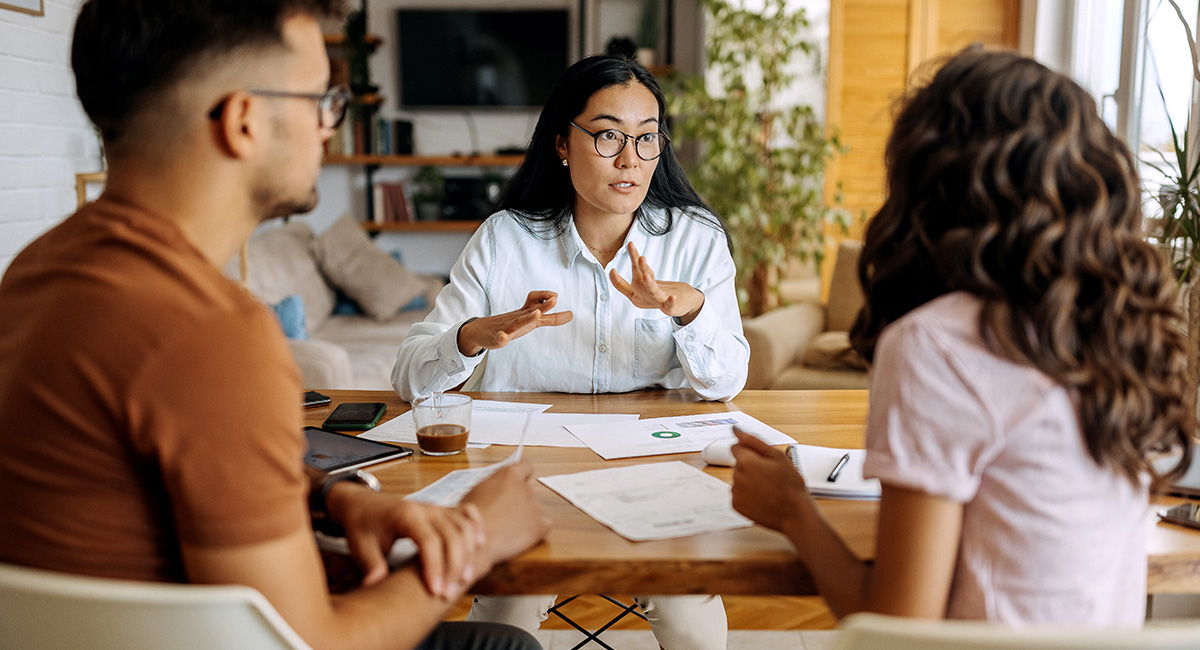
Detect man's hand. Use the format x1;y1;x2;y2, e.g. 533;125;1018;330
456;291;573;357
609;242;704;325
729;428;810;532
324;484;484;599
459;461;549;570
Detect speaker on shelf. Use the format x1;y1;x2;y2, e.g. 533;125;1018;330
393;119;413;155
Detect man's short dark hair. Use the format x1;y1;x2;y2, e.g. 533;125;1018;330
72;0;344;144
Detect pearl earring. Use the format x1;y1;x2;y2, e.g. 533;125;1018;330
561;159;568;167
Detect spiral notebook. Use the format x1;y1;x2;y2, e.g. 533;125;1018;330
786;444;881;500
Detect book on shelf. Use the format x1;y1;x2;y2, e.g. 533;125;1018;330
786;444;881;500
372;181;414;224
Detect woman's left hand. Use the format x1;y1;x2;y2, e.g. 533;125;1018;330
609;242;705;325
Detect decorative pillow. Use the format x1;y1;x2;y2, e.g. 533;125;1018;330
801;331;869;370
231;221;336;333
314;215;427;320
271;294;309;340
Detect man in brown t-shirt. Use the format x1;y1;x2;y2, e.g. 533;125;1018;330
0;2;548;649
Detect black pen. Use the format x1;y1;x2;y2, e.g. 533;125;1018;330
827;453;850;482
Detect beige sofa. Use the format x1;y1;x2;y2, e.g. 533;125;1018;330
743;241;870;390
227;216;444;390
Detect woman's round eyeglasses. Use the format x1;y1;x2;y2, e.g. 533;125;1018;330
570;122;670;161
208;84;351;130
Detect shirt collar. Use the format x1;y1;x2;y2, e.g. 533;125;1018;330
562;210;652;269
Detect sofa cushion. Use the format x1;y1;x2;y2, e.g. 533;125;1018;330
825;241;864;333
800;331;869;370
314;215;441;321
235;221;336;332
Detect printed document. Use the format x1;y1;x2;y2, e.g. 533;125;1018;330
361;400;638;448
539;461;752;541
564;411;796;460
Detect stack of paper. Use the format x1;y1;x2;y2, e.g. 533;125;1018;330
786;445;881;500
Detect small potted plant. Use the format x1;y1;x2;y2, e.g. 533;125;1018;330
411;166;445;222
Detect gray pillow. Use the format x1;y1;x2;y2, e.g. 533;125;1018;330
314;214;425;320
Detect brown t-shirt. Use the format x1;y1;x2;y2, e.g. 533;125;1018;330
0;198;307;582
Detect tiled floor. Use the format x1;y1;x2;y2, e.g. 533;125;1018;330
530;629;840;650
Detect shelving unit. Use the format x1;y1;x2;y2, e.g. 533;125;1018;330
323;154;523;228
361;220;483;234
324;154;524;167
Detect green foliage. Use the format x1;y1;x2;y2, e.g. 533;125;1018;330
1145;92;1200;282
1146;0;1200;282
668;0;847;311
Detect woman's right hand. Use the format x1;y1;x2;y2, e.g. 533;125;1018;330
456;291;572;357
730;428;811;532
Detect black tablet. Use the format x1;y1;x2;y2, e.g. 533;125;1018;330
303;426;412;472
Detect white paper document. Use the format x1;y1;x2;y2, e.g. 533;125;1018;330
361;400;638;448
564;411;796;460
404;463;508;506
538;461;753;541
787;444;881;500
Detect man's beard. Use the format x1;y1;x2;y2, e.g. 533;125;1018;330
256;184;319;221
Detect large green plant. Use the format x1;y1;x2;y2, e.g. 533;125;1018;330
1147;0;1200;282
669;0;846;315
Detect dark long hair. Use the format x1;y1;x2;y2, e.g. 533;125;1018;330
497;54;724;239
849;46;1192;486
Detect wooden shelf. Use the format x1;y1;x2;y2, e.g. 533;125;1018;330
325;154;524;167
363;220;483;233
323;33;383;47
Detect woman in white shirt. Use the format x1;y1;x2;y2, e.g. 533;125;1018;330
392;54;747;649
731;47;1193;626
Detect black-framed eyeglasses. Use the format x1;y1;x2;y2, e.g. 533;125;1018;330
207;84;351;130
569;122;670;161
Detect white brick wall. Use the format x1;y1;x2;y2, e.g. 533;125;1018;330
0;0;99;274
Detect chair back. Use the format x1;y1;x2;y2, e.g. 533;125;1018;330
833;612;1200;650
0;562;311;650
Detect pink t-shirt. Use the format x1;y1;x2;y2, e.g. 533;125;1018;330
862;292;1147;626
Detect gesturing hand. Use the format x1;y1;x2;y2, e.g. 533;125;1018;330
609;242;705;325
456;291;573;357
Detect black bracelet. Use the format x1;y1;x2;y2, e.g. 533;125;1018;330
310;470;381;537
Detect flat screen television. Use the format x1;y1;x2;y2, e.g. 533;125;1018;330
396;9;569;109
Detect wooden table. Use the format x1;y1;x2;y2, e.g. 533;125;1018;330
306;389;1200;596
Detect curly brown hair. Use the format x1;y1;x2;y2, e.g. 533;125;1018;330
849;46;1193;487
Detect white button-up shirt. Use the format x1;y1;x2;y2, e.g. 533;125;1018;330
391;208;749;402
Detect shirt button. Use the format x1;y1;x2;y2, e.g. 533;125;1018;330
599;344;608;353
600;293;608;301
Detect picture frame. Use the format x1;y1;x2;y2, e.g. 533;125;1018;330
75;171;106;208
0;0;43;16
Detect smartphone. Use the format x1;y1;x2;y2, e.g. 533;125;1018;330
1158;502;1200;531
322;402;387;431
303;426;411;472
303;390;332;409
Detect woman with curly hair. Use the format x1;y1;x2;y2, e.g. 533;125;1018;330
730;46;1193;626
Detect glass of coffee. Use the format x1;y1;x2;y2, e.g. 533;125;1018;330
412;393;472;456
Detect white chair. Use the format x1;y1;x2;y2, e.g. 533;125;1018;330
833;612;1200;650
0;561;311;650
